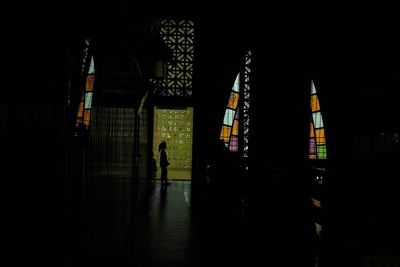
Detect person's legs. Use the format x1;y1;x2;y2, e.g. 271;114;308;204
161;167;170;187
161;167;168;185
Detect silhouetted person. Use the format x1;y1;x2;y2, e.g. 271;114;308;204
158;141;170;188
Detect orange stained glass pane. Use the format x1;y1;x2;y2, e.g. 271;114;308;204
86;75;94;91
315;128;326;144
310;122;315;137
232;119;239;135
77;102;84;117
309;154;317;159
220;125;231;142
228;92;239;109
311;197;321;208
311;95;320;112
83;110;91;126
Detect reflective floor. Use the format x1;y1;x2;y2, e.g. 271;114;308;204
133;181;195;266
132;181;246;267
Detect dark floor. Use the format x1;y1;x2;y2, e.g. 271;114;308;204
132;181;247;267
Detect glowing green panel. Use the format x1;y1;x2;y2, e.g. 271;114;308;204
153;107;193;170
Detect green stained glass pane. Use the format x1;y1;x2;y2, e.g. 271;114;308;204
317;145;327;159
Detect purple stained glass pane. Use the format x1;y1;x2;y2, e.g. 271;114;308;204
230;135;238;152
309;138;316;154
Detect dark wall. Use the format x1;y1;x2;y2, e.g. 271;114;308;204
4;5;400;266
2;29;67;265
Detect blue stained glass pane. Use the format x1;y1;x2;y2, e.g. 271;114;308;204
312;111;324;128
223;109;235;126
88;56;95;74
232;73;240;92
85;92;93;108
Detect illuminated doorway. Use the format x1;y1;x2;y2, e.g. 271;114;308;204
153;107;193;180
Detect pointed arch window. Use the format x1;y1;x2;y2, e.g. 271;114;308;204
309;80;327;159
76;49;95;130
220;74;240;152
220;50;252;154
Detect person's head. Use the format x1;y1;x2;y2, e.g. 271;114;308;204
158;141;167;152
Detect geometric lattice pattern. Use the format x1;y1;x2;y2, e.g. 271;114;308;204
220;74;240;152
153;107;193;169
76;55;95;129
81;38;90;75
309;80;327;159
152;20;194;97
242;50;252;158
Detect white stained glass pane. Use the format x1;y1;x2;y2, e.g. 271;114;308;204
223;109;235;126
311;79;316;94
312;111;324;128
88;56;95;74
85;92;93;108
232;73;240;92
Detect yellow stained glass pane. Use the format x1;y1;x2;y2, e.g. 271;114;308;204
77;101;84;117
84;110;91;126
86;75;94;91
310;122;315;137
315;128;326;144
309;154;317;159
311;95;320;112
232;119;239;135
220;125;231;142
228;92;239;109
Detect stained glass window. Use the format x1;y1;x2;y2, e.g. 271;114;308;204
152;20;195;97
220;50;252;155
220;73;240;152
309;80;327;159
76;55;95;130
